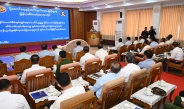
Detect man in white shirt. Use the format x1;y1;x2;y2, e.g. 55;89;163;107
21;55;46;84
15;46;31;61
125;37;132;46
139;36;145;43
165;36;171;45
133;37;139;45
140;40;151;54
159;38;166;46
52;45;61;61
50;72;85;109
79;46;95;70
38;44;54;58
168;34;174;44
163;42;184;71
0;79;30;109
118;52;140;82
95;44;108;65
73;41;83;58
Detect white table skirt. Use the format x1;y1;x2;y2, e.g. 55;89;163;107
110;100;143;109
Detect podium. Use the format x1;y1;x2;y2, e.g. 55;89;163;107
87;32;100;46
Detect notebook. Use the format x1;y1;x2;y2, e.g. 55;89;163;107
30;91;48;100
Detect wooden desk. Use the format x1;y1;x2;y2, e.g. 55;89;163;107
87;32;100;46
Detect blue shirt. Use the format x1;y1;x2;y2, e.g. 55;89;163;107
138;59;155;71
73;46;83;58
150;41;158;48
89;73;118;98
38;50;54;58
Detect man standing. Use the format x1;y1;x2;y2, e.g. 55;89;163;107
73;41;83;58
0;79;30;109
138;50;155;71
79;46;95;70
149;26;156;39
21;55;46;84
118;52;140;82
89;61;121;98
141;27;149;38
15;46;31;61
38;44;54;58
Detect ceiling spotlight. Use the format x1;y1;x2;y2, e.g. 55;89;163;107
92;6;94;7
78;7;80;8
105;4;108;5
57;6;60;7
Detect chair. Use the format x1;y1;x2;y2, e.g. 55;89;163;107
60;90;97;109
102;54;117;72
60;62;82;80
125;69;148;100
0;63;8;77
39;56;55;68
141;43;146;49
167;59;184;76
66;52;73;61
146;62;162;86
0;75;21;94
97;77;126;109
73;50;85;62
154;45;163;55
126;44;135;52
22;68;54;109
14;59;32;74
84;58;102;79
135;43;142;50
117;46;127;61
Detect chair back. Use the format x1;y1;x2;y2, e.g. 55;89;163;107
0;75;21;94
84;58;102;79
14;59;32;74
66;52;73;61
60;90;97;109
126;69;148;100
26;68;54;93
147;62;162;86
154;45;163;55
39;56;55;67
99;77;126;109
126;44;135;52
141;43;146;49
75;51;85;62
60;62;81;80
117;46;127;61
0;63;7;77
103;54;117;72
135;43;142;50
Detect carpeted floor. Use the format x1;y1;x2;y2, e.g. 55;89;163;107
120;62;184;102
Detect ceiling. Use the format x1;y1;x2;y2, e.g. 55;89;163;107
1;0;184;11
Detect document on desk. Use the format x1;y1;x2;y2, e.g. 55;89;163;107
30;91;48;100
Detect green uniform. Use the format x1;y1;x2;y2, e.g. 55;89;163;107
164;96;184;109
55;59;73;76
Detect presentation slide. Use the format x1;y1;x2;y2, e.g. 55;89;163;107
0;5;70;44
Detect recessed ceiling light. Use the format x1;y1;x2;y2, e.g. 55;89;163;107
92;6;94;7
57;6;60;7
105;4;108;5
78;7;80;8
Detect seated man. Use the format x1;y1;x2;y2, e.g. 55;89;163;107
0;79;30;109
139;36;145;43
50;72;85;109
109;38;124;53
140;40;151;54
118;52;140;82
55;51;73;77
165;36;171;44
133;37;139;45
138;50;155;71
0;60;3;63
150;37;158;48
169;34;174;44
89;61;121;98
163;42;184;71
164;95;184;109
21;55;46;84
73;41;83;58
38;44;54;58
15;46;31;61
95;44;108;65
159;38;166;46
79;46;95;70
52;45;61;62
125;37;132;46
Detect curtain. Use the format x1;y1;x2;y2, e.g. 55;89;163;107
178;6;184;46
101;12;119;40
159;6;182;39
126;8;153;38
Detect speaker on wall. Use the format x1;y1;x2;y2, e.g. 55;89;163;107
120;12;122;18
